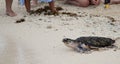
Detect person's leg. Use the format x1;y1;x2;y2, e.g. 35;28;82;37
49;1;57;12
110;0;120;4
5;0;17;17
25;0;31;13
65;0;89;7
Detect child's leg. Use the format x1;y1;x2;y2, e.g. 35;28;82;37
110;0;120;4
5;0;17;17
49;1;57;12
25;0;31;13
65;0;89;7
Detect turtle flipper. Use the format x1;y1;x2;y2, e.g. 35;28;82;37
76;44;90;53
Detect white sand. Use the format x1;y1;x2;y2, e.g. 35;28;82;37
0;0;120;64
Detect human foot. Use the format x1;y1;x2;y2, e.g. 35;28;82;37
6;10;17;17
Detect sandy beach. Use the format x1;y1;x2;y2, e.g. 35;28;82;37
0;0;120;64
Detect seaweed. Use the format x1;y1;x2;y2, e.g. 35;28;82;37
29;6;63;16
61;12;77;17
29;6;78;16
105;16;116;22
16;18;25;23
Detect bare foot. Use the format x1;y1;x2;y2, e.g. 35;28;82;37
51;8;59;14
6;11;17;17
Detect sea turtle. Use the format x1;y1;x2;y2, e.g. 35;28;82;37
63;36;119;53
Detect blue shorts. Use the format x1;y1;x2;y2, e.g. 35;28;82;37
40;0;53;2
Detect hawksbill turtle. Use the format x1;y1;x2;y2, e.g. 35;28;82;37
63;36;120;53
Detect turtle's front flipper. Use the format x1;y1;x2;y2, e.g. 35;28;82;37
76;44;91;53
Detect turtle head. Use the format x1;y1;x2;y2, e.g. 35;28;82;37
62;38;79;49
63;38;73;44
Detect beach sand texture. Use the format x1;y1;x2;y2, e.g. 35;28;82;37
0;0;120;64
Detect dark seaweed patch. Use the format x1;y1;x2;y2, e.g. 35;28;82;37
61;12;77;17
56;6;64;11
16;18;25;23
29;6;63;15
29;6;78;16
106;16;116;22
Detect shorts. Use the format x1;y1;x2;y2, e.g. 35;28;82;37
40;0;53;3
19;0;53;6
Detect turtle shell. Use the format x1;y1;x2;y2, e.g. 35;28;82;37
76;37;115;47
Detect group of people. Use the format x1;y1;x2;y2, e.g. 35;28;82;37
5;0;56;17
4;0;120;17
65;0;120;7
